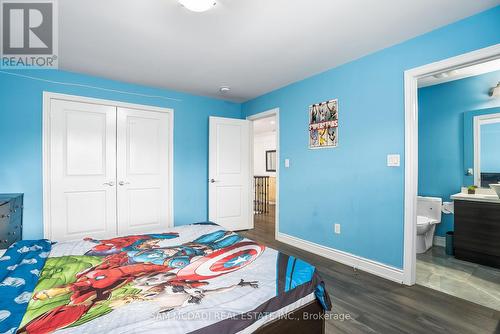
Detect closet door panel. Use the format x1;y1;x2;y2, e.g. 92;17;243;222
116;107;171;235
49;99;117;241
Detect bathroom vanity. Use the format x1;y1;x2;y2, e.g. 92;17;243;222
451;192;500;269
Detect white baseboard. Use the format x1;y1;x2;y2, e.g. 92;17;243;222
276;232;404;284
433;236;445;247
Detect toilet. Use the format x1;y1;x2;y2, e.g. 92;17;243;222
416;196;442;254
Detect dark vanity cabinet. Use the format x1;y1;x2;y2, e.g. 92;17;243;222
454;200;500;269
0;193;23;249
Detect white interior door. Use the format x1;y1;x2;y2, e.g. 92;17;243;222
49;99;117;241
116;107;172;235
209;117;252;231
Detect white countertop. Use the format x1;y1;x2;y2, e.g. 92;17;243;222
451;192;500;204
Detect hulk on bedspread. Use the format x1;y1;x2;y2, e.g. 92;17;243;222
19;255;139;328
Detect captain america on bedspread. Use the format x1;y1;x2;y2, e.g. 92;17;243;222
0;223;330;334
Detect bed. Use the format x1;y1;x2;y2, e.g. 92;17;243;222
0;223;331;334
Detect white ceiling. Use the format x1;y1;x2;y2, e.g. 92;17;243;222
253;116;276;135
418;58;500;87
58;0;500;102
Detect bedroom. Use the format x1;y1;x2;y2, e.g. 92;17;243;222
0;1;499;333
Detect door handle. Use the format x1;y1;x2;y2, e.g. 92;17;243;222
103;181;115;186
119;181;130;186
209;179;218;183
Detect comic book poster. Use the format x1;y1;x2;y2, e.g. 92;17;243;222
309;99;338;149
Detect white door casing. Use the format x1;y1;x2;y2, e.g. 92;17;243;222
116;107;172;235
49;99;117;241
404;44;500;285
209;117;252;231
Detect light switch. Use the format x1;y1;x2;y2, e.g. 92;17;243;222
387;154;400;167
334;224;341;234
284;159;290;168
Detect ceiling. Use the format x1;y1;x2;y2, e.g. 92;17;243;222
58;0;499;102
253;116;276;135
418;58;500;87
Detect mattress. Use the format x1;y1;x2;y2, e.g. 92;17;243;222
0;223;331;334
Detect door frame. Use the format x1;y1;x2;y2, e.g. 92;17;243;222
42;91;174;239
403;44;500;285
247;108;280;239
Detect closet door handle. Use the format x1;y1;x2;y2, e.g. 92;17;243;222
118;181;130;186
103;181;115;186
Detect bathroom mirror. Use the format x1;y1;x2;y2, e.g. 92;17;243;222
464;107;500;187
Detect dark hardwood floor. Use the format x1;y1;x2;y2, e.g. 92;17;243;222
240;206;500;334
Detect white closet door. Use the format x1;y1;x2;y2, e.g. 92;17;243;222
116;107;171;235
49;99;117;241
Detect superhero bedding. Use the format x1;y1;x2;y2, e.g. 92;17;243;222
0;223;331;334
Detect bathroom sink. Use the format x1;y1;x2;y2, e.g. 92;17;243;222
490;184;500;199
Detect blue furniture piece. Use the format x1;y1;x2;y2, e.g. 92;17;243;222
0;193;23;249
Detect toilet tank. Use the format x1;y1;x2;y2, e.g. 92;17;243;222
417;196;442;223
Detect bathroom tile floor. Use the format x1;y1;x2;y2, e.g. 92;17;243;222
417;246;500;311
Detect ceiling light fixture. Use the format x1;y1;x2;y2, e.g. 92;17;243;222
178;0;217;12
489;82;500;98
219;86;230;94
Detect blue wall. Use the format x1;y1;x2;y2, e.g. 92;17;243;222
419;72;500;237
0;70;241;239
481;121;500;172
242;7;500;268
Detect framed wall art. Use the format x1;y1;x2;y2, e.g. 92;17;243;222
309;99;338;149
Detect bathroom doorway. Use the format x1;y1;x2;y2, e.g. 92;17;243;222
413;54;500;310
247;109;279;241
